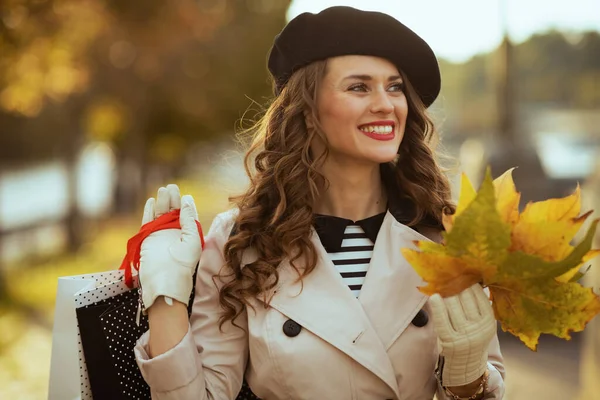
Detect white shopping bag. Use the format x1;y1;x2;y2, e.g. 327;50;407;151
48;270;129;400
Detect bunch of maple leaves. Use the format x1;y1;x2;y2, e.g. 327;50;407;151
402;168;600;351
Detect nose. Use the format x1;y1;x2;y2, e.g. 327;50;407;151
370;89;394;115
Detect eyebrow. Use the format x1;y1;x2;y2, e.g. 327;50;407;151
342;74;403;82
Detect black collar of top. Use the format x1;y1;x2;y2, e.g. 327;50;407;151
267;6;441;107
313;197;443;252
313;212;386;253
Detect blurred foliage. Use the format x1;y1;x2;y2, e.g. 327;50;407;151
84;98;128;142
0;0;290;220
0;0;104;116
0;0;290;166
439;30;600;134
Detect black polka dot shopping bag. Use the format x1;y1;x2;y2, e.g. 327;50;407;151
48;270;130;400
48;270;156;400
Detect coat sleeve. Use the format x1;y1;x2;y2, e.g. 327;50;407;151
134;210;248;400
435;331;506;399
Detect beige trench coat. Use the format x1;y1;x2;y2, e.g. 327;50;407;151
135;209;505;399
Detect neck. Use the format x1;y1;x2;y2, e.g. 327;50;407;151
314;160;387;221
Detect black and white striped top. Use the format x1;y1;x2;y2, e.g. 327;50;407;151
313;212;386;297
329;224;374;297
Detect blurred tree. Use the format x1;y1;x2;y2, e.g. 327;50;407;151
516;31;575;104
74;0;291;213
0;0;290;253
439;54;497;135
0;0;106;258
438;30;600;136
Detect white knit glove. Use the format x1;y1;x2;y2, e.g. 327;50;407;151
139;184;202;310
430;283;496;387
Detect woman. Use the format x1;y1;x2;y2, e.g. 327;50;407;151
134;6;505;400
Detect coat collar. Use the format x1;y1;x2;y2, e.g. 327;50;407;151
260;210;438;399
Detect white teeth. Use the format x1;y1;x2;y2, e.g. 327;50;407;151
359;125;393;134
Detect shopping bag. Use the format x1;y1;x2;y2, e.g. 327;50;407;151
75;275;260;400
96;290;150;398
51;269;259;400
73;271;137;399
48;270;124;400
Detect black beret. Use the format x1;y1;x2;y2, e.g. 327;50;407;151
267;6;441;107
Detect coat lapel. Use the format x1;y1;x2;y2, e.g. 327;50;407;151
263;229;402;400
358;211;432;350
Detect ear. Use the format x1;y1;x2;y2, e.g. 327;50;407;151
303;109;314;130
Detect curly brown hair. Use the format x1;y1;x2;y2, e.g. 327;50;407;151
218;59;455;328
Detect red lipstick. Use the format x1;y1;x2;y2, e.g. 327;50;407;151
358;120;396;141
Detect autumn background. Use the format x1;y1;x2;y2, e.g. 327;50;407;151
1;0;600;399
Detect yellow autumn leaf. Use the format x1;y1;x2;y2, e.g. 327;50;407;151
512;186;583;253
402;248;483;296
492;168;520;226
455;173;477;217
403;170;511;295
491;278;600;351
402;168;600;350
556;249;600;283
443;173;476;232
444;169;519;232
490;170;599;284
521;184;581;222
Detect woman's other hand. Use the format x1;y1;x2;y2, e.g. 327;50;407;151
139;184;202;310
430;283;496;388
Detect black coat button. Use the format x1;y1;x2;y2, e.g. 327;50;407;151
283;319;302;337
411;309;428;327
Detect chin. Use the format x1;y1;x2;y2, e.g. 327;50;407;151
370;149;400;164
373;156;397;164
360;156;396;165
332;145;399;165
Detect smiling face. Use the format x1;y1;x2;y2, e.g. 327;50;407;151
311;55;409;167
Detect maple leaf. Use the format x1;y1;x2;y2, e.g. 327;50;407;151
404;172;511;295
401;168;600;350
491;278;600;350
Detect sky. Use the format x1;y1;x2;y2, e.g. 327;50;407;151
287;0;600;62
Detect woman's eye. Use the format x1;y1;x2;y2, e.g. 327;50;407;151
348;83;368;92
388;82;405;92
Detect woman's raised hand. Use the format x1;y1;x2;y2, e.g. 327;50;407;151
139;184;202;310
